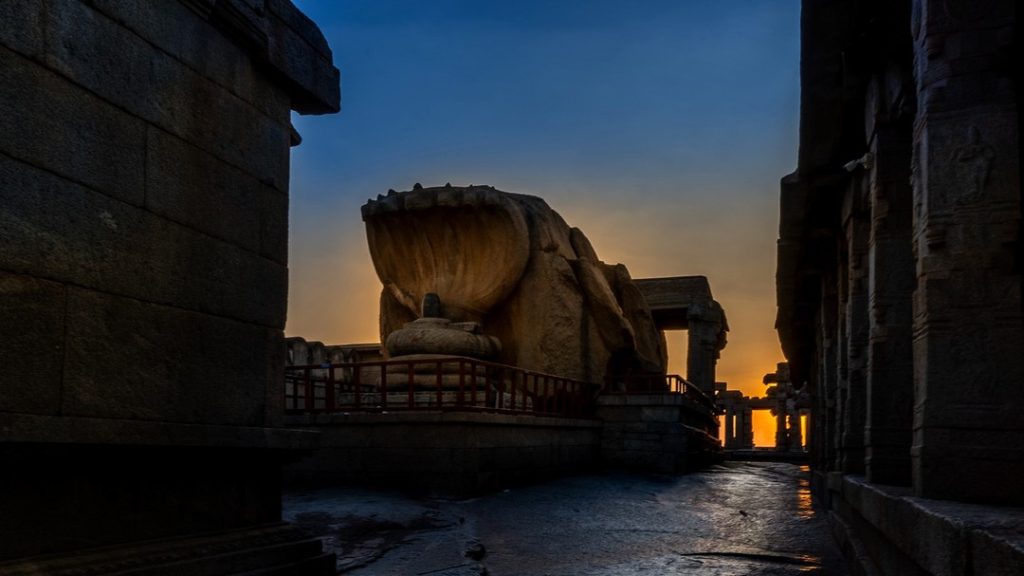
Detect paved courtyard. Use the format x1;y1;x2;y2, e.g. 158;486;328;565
284;461;847;575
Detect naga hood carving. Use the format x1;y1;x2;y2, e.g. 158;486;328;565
362;184;667;384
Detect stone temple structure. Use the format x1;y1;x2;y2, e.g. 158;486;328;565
0;0;340;573
776;1;1023;573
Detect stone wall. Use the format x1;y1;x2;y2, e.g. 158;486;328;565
0;0;338;567
285;412;602;497
776;0;1022;573
596;394;720;474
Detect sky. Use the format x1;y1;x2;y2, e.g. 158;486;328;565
287;1;800;446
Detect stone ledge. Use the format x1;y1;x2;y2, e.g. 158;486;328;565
0;522;332;576
179;0;340;114
286;410;602;429
837;474;1024;576
597;393;687;406
0;413;320;450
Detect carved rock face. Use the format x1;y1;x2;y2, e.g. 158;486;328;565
362;185;667;384
363;187;530;322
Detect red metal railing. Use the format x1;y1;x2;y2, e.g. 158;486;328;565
284;357;599;418
606;374;720;414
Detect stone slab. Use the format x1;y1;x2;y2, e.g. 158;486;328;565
0;46;146;206
835;474;1024;576
87;0;292;122
146;126;277;256
0;272;65;415
0;152;287;327
60;287;282;426
3;0;292;192
284;413;602;496
0;412;320;449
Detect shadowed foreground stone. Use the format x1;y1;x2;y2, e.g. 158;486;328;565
0;0;340;572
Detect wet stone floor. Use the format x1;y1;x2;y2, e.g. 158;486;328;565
283;461;848;575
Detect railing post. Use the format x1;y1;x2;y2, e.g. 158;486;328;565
508;369;516;411
327;365;336;412
303;367;312;413
380;363;387;408
354;364;361;409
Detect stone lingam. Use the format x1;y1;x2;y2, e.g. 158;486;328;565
362;184;667;387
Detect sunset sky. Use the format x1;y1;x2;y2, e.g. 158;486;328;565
287;1;800;446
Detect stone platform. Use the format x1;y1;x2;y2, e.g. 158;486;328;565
821;473;1024;576
0;524;333;576
284;411;602;497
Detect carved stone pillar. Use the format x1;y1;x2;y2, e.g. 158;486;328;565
819;277;840;471
839;173;871;474
686;303;724;396
739;407;754;449
865;74;916;486
789;412;803;452
910;0;1023;503
775;407;788;451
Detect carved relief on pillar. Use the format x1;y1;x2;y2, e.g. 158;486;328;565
951;126;995;205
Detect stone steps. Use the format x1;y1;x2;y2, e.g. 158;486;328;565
0;524;334;576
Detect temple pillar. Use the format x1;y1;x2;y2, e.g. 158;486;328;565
775;405;788;451
739;407;754;449
685;312;721;396
819;276;840;471
839;173;870;473
910;0;1024;503
788;411;803;451
865;72;916;486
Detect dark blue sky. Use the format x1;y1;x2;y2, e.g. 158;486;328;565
287;0;800;396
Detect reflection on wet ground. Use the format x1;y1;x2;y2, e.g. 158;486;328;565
284;462;848;575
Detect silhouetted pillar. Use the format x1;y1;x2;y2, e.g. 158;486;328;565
839;173;870;474
775;405;787;451
910;0;1023;503
739;407;754;449
724;407;735;449
686;302;725;396
819;276;840;471
864;73;915;486
788;412;803;451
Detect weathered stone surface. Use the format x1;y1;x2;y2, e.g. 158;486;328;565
2;0;292;192
0;46;146;206
365;185;667;384
147;126;261;252
386;318;501;359
0;153;287;327
633;276;727;393
0;272;65;415
146;125;291;264
87;0;292;122
285;412;601;496
778;0;1022;572
0;0;340;568
61;287;282;427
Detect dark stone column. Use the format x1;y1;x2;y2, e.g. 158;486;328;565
910;0;1023;503
819;278;841;471
686;303;724;396
865;74;916;486
842;175;871;473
